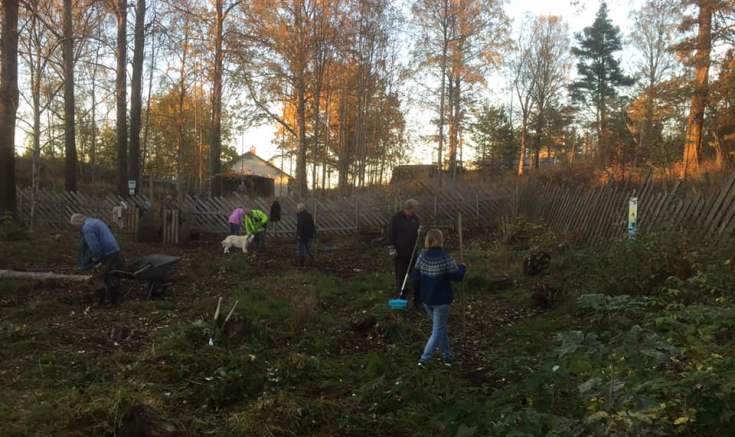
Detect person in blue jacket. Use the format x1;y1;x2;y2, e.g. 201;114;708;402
412;229;466;365
72;213;125;305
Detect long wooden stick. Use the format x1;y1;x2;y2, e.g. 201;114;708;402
0;270;92;282
224;300;239;323
459;212;466;337
208;297;224;345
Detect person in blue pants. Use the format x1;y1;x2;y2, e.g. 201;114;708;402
412;229;466;365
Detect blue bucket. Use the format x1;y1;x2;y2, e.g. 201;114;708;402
388;298;407;310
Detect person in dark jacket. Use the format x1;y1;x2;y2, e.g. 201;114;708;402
269;199;281;237
296;203;315;267
387;199;423;305
412;229;466;365
72;213;126;305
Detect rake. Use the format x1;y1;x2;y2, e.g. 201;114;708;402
388;228;422;311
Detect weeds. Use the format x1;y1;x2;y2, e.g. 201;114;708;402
3;224;735;436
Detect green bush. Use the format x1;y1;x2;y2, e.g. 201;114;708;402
0;213;28;242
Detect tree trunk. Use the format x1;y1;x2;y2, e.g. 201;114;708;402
63;0;77;192
312;42;326;193
129;0;146;196
321;93;331;197
337;90;348;197
452;75;461;179
210;0;224;197
0;270;92;282
31;67;41;229
518;113;527;176
296;72;308;196
115;0;128;197
447;75;456;178
681;1;712;180
534;114;543;170
437;33;448;188
0;0;19;218
91;41;100;185
144;27;156;201
176;23;189;204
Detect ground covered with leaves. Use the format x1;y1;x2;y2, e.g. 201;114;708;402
1;220;735;436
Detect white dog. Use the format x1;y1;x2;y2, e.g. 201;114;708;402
221;234;255;254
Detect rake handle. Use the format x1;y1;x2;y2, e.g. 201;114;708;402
399;227;422;297
459;213;466;338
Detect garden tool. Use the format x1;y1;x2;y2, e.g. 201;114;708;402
209;298;239;346
459;213;466;337
208;297;223;346
388;226;423;311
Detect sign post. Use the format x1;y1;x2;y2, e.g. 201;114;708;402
628;197;638;238
128;180;136;196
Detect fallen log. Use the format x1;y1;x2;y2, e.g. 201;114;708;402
0;270;92;282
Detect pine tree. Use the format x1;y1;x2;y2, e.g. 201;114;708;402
470;104;514;180
570;2;633;164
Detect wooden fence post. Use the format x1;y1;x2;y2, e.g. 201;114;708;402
354;198;360;234
433;195;437;224
475;193;480;225
313;201;318;259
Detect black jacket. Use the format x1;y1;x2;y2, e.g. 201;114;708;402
297;210;315;241
270;201;281;222
387;210;420;257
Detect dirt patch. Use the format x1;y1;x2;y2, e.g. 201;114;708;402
116;404;186;437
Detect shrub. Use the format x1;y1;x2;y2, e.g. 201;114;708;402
0;213;28;242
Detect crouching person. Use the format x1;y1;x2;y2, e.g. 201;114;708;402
412;229;466;366
71;213;125;305
244;208;268;253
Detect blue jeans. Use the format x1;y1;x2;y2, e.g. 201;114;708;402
421;304;452;362
229;223;240;236
298;239;314;258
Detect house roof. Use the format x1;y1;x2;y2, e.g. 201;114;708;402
227;152;293;179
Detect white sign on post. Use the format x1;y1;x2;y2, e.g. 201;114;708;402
128;180;136;196
628;197;638;237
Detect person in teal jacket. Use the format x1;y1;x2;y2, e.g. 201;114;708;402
244;208;268;253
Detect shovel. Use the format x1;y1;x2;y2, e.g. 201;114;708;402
209;299;239;346
208;297;223;346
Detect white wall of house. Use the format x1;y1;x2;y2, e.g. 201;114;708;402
229;153;291;197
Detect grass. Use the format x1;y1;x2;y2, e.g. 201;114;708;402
0;233;536;436
5;225;735;436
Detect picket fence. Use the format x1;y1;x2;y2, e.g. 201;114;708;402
16;188;145;241
15;185;515;241
505;171;735;246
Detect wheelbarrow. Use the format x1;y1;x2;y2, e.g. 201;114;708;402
111;254;181;301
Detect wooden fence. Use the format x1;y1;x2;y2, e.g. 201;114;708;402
15;185;515;240
176;186;514;236
16;187;145;241
508;171;735;246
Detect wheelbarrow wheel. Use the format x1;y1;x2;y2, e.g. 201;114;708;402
146;281;166;301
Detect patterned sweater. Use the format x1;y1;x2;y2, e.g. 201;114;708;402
412;248;466;306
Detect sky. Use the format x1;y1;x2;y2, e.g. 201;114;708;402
13;0;643;178
238;0;643;173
